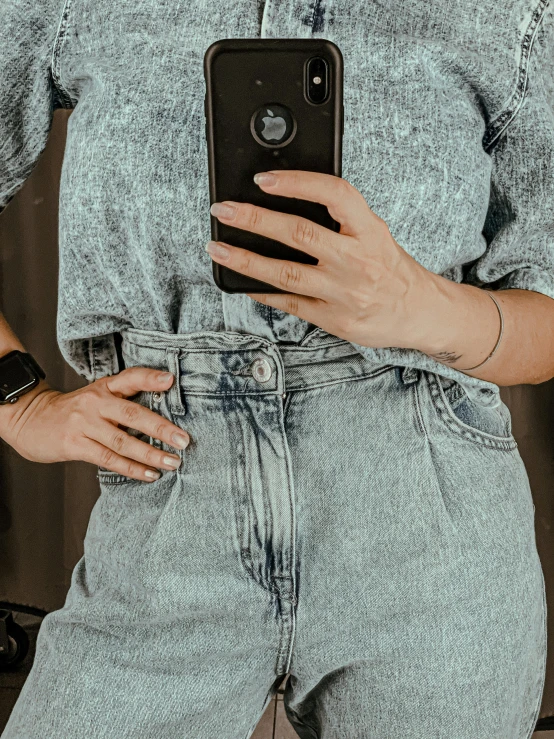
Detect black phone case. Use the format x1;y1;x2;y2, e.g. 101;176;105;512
203;38;343;294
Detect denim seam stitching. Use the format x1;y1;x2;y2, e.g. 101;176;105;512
123;337;352;351
428;373;518;450
179;367;395;397
95;474;135;484
482;0;551;152
273;389;298;676
412;382;461;539
411;377;428;438
274;600;296;675
51;0;75;109
233;414;258;586
524;565;549;738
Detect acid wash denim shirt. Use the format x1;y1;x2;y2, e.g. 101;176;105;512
1;0;554;408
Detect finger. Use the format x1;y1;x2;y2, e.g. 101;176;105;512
103;366;175;399
211;199;344;264
208;242;334;299
99;396;191;451
253;170;377;239
80;437;166;483
91;419;183;472
247;292;328;325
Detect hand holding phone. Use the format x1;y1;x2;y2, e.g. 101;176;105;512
203;161;443;363
203;37;344;294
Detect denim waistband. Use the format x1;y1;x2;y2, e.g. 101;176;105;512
117;326;415;401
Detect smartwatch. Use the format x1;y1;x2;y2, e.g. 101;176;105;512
0;350;46;405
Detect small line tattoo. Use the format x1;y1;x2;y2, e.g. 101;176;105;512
429;350;463;364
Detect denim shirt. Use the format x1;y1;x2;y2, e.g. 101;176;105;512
1;0;553;406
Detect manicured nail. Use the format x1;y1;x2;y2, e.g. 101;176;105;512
253;172;277;186
210;202;237;219
172;432;190;449
158;372;173;382
205;241;230;261
145;470;161;479
163;455;182;469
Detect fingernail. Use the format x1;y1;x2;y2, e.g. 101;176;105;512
253;172;277;186
163;455;182;469
205;241;230;261
210;202;237;219
172;432;190;449
145;470;161;479
158;372;173;382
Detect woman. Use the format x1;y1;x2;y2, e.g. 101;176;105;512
0;0;552;737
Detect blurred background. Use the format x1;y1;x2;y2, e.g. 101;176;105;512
0;109;553;737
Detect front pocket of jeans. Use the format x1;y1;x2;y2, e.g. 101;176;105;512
96;389;159;484
426;372;517;451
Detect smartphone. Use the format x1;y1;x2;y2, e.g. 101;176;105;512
203;38;343;294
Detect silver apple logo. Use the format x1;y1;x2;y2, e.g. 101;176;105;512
260;108;287;141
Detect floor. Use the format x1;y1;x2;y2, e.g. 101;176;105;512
251;675;298;738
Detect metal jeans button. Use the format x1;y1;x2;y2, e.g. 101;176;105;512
251;357;272;383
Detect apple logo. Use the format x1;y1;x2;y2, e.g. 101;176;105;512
261;108;287;141
251;103;296;148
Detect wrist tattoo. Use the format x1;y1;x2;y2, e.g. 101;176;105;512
429;350;463;365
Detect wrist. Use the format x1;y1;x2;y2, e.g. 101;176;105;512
0;378;53;445
412;273;498;369
401;269;455;354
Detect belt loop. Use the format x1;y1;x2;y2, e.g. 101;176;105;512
113;331;125;373
401;366;420;385
165;347;186;416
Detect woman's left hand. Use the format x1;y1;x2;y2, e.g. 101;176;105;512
207;169;440;351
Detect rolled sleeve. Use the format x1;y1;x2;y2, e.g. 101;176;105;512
0;0;67;216
465;5;554;302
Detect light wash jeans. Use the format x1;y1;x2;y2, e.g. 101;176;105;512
2;326;547;738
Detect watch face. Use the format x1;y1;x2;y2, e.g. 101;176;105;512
0;354;37;403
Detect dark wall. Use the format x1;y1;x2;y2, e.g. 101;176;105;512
0;110;98;609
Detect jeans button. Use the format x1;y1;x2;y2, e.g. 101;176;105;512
251;357;272;383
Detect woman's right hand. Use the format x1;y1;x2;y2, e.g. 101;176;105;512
1;367;190;482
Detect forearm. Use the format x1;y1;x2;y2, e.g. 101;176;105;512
414;275;554;387
0;311;26;354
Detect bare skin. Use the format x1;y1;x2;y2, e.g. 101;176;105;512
0;314;189;482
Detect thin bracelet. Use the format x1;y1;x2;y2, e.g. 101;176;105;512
458;290;504;371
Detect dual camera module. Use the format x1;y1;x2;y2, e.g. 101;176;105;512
305;56;329;105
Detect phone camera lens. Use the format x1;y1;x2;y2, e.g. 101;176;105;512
306;57;329;104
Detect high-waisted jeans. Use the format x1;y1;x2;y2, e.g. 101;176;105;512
2;326;547;739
